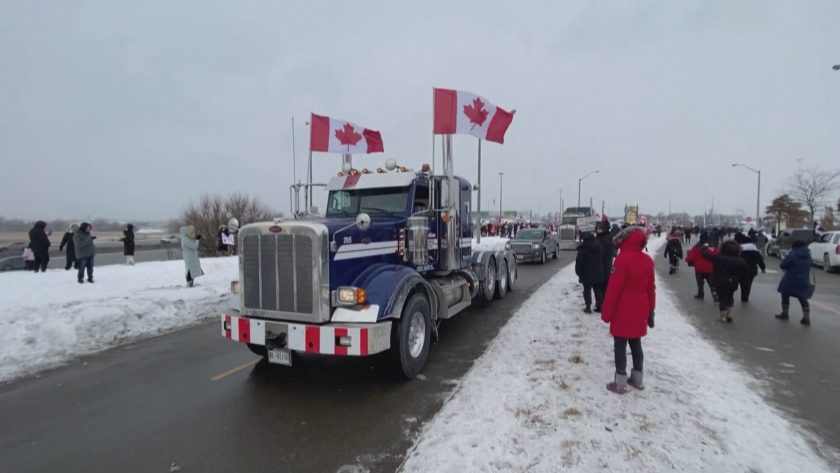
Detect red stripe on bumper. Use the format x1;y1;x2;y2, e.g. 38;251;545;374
238;318;251;343
360;328;369;356
305;326;320;353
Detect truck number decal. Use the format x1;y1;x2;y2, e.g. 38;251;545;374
343;236;353;244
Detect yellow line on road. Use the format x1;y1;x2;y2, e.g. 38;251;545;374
810;300;840;316
211;358;261;381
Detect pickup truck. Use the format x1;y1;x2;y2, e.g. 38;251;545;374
508;228;559;264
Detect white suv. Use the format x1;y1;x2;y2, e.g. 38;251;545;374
809;231;840;273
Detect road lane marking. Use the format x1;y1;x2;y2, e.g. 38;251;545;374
211;358;261;381
810;300;840;316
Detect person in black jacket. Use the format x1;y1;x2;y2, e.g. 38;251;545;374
576;232;605;314
59;223;79;270
120;224;136;265
28;220;51;273
663;232;684;274
735;233;765;302
701;240;749;323
594;221;615;310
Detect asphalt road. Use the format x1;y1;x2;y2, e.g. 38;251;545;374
655;250;840;459
0;253;574;473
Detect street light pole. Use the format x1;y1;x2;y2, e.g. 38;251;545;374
732;164;761;227
498;172;504;221
558;188;563;221
577;170;600;209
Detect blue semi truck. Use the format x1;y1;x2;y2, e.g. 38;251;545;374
221;157;516;378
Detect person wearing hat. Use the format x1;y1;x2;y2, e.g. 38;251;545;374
735;233;765;302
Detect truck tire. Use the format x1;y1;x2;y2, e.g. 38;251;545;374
553;246;558;259
479;257;496;303
507;257;517;291
246;343;267;358
540;249;547;265
391;293;432;379
494;258;508;299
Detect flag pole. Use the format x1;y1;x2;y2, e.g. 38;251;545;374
476;139;482;244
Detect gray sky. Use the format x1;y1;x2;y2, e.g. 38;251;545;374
2;0;840;222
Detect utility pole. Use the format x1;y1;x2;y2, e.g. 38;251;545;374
558;189;563;220
498;172;505;221
577;170;599;209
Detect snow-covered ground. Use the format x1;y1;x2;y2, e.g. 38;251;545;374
473;236;509;252
401;237;835;472
0;257;236;382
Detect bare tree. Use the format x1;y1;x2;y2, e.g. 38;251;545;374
787;165;840;223
180;193;276;257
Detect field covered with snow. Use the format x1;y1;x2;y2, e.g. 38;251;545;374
0;257;236;382
401;237;835;472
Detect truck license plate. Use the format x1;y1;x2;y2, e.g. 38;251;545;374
268;348;292;366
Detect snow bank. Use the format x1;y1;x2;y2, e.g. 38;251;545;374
0;257;236;382
472;236;508;252
401;237;834;472
136;227;166;234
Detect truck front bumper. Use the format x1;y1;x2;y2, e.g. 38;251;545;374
222;314;391;356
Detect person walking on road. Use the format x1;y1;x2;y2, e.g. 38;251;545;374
684;227;692;244
120;224;136;265
775;240;813;326
735;233;765;302
601;227;656;395
663;231;683;274
73;222;96;283
595;221;615;303
755;230;769;257
575;232;604;314
686;231;719;302
59;224;78;270
28;220;51;272
180;225;204;287
701;240;749;323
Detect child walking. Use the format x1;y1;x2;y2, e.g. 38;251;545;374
663;231;683;274
601;227;656;394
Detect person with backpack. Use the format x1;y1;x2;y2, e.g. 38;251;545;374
701;240;749;323
735;233;765;302
775;240;813;326
663;231;683;275
685;231;718;302
601;226;656;395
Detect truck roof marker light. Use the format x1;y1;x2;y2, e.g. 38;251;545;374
337;172;343;176
442;214;451;223
362;168;370;174
399;166;407;172
421;163;431;172
376;168;384;173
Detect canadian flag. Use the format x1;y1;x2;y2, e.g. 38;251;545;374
309;113;384;154
433;88;515;144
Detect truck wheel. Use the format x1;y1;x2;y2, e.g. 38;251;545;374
246;343;267;358
494;259;508;299
507;257;517;291
391;293;432;379
479;258;496;303
540;249;547;265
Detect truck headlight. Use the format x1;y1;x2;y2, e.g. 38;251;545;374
230;281;240;294
335;286;367;306
532;243;541;249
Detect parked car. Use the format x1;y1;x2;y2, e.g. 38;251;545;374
0;242;27;253
0;256;26;271
508;228;559;264
773;228;816;258
160;235;180;244
809;231;840;273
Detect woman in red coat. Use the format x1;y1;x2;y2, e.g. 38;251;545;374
601;226;656;394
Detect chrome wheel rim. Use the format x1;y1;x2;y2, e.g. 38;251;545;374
499;262;507;291
408;311;426;358
486;263;495;293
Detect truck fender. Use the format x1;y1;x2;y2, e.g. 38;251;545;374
353;264;437;322
385;273;438;322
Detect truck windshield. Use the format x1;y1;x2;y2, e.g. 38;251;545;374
516;230;544;239
327;186;409;216
561;216;579;225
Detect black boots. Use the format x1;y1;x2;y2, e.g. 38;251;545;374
775;305;790;320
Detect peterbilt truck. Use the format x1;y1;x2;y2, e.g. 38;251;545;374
221;158;517;378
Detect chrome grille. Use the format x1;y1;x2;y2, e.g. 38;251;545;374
242;233;313;314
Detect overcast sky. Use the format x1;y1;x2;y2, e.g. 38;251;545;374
2;0;840;222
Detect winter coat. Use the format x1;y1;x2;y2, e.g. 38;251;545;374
778;246;812;299
28;221;51;256
59;227;77;261
180;226;204;279
120;224;136;256
756;233;769;250
73;223;97;259
739;243;766;277
601;228;656;339
686;244;716;274
701;247;749;292
575;234;604;284
597;230;615;281
664;235;683;258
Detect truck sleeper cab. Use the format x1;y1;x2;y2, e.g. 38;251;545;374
222;165;517;378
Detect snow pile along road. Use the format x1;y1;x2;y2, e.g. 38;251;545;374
401;237;834;472
0;257;236;382
472;236;509;252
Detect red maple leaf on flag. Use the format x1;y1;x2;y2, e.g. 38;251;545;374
335;123;363;151
463;97;489;129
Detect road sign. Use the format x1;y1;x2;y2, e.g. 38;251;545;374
745;216;752;222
